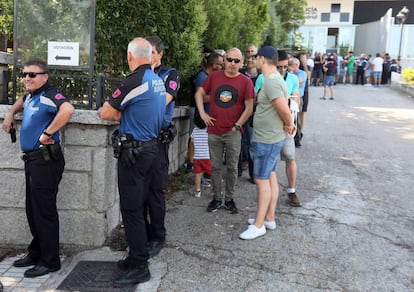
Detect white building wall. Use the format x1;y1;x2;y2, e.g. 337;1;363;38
354;8;414;68
301;0;357;55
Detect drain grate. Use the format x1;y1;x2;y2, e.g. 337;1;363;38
57;261;136;292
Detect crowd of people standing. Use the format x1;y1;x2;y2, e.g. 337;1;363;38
307;51;401;88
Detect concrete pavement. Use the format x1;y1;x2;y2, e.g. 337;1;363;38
1;83;414;291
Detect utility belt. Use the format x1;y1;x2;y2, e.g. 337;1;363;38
121;138;158;149
21;144;62;162
111;130;158;167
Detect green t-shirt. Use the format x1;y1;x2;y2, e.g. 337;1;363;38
253;72;288;144
347;56;355;69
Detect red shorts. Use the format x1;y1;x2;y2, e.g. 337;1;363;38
193;159;211;175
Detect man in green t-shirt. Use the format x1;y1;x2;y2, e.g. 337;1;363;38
345;51;355;84
239;46;295;240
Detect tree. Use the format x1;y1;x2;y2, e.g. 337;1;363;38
95;0;207;77
269;0;306;48
0;0;13;38
0;0;13;51
202;0;269;51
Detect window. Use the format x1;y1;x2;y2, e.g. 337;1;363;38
321;13;330;22
340;13;350;22
331;4;341;13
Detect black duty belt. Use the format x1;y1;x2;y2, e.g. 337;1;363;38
21;149;45;162
22;150;43;161
21;144;62;162
121;138;158;149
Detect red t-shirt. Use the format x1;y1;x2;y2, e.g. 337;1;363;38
202;70;254;135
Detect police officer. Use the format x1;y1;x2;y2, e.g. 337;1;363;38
2;59;74;277
145;36;180;257
98;37;166;287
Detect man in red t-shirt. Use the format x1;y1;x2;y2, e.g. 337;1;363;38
195;47;254;214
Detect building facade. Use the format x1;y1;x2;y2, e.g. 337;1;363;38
298;0;413;64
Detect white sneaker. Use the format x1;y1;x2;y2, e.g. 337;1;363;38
194;190;201;197
240;224;266;240
247;218;276;230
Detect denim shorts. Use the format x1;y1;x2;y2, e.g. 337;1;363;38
251;140;284;179
324;75;335;86
373;71;382;79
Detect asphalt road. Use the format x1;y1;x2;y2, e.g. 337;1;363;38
152;83;414;291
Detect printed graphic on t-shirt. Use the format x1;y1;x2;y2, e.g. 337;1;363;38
214;85;238;108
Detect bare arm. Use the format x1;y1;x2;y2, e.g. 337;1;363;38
40;102;75;144
300;54;311;80
98;101;122;122
195;87;215;126
235;98;253;126
2;97;24;133
272;97;295;135
166;93;174;105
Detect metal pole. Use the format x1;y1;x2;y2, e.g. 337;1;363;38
398;23;403;62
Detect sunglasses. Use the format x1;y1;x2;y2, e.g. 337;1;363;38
226;57;241;64
22;72;47;78
277;65;288;70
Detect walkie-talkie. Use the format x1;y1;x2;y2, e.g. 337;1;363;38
10;125;16;143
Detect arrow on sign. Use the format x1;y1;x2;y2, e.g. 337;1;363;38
55;55;71;60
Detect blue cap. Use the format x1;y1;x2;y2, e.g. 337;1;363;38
255;46;278;59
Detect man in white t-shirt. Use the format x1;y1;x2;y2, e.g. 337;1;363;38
372;53;384;87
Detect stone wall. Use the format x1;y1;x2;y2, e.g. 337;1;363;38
0;105;190;248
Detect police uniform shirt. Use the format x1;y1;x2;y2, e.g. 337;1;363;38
109;64;166;142
154;65;180;128
20;82;68;152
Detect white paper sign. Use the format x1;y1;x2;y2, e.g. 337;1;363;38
47;41;79;66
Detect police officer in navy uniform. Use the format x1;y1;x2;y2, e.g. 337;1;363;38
145;36;180;257
98;37;166;287
2;59;74;277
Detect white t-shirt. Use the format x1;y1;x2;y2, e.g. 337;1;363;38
307;58;314;69
372;57;384;72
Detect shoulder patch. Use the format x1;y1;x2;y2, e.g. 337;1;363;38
55;93;65;100
169;80;178;91
112;89;121;98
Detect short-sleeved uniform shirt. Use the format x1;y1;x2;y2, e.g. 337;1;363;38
253;72;288;144
20;82;68;152
109;64;166;141
202;70;254;135
154;65;180;128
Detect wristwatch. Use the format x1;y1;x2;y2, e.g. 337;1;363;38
234;124;241;131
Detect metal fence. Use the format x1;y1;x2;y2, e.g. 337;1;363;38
1;70;122;110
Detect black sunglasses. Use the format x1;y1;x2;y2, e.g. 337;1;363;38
277;65;288;70
226;57;241;64
22;72;47;78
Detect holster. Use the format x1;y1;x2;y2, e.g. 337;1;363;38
21;144;62;162
157;123;177;144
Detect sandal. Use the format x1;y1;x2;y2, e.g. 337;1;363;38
320;97;326;100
